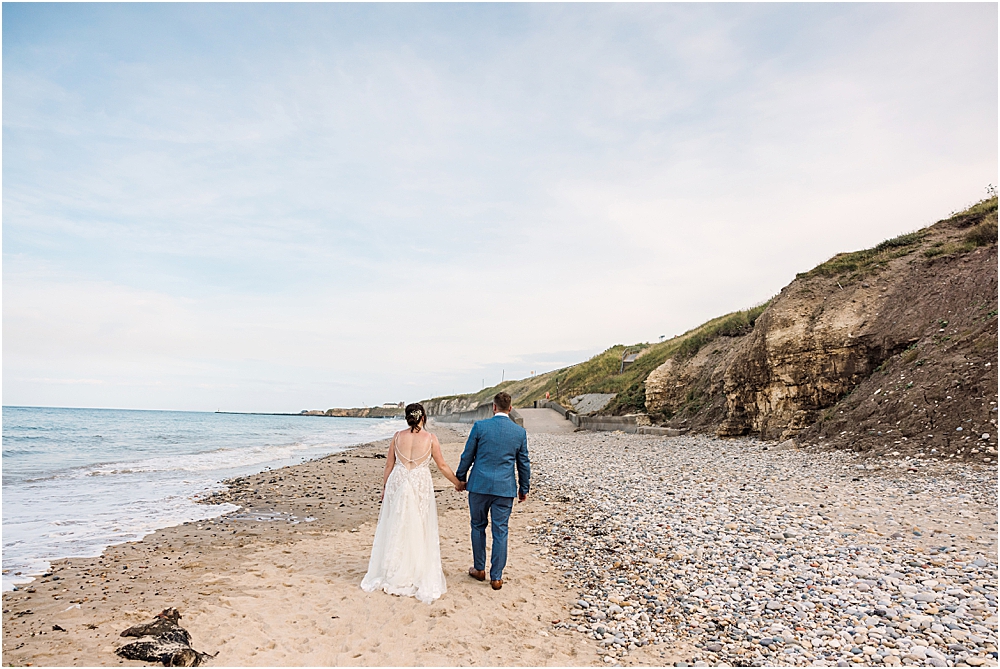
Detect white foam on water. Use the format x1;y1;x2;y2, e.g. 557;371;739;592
80;440;343;477
2;407;404;590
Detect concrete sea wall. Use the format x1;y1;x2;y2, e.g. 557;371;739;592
433;402;525;427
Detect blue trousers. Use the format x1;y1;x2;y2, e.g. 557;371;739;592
468;492;514;581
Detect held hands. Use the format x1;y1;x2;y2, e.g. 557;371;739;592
454;480;467;492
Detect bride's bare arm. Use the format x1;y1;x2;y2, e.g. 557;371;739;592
381;433;397;500
429;434;462;490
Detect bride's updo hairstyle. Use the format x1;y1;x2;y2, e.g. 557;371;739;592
405;403;426;433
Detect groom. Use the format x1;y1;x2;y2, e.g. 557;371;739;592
455;391;530;591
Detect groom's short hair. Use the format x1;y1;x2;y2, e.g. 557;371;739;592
493;392;512;412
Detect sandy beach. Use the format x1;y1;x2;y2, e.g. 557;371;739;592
1;422;635;667
2;415;997;667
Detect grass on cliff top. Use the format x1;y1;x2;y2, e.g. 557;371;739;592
924;198;998;257
948;195;998;224
800;230;926;279
802;196;998;279
425;302;770;415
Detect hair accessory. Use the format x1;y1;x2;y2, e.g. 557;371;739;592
408;409;423;419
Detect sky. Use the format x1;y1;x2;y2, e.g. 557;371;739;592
3;3;997;413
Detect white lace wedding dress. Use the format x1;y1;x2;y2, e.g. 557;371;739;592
360;433;447;604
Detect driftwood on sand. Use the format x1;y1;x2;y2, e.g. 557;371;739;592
115;608;216;667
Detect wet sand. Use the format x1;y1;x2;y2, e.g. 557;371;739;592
1;422;655;666
5;418;992;667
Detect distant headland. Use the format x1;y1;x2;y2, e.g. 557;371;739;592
216;402;404;418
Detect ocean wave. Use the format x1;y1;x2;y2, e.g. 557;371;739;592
2;409;403;591
1;447;45;456
82;441;344;476
21;434;396;483
3;500;239;591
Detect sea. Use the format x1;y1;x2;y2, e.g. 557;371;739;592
1;406;404;591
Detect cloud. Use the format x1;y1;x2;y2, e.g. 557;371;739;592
3;3;996;411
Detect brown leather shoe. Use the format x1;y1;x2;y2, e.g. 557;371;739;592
491;579;503;590
468;567;486;581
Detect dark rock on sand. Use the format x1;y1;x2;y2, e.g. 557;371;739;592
116;608;215;667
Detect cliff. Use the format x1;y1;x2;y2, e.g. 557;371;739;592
422;395;492;417
716;221;996;443
323;407;403;418
424;196;998;460
649;196;998;458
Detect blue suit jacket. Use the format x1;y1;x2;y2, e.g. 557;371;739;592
456;414;530;498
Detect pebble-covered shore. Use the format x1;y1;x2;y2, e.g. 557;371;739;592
525;432;998;667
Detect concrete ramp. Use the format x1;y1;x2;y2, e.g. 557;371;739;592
570;393;616;414
517;408;578;434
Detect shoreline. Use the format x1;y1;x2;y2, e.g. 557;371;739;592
1;432;397;590
3;422;996;667
212;412;399;418
1;422;606;667
2;411;406;592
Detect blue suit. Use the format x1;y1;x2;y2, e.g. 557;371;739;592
456;414;531;581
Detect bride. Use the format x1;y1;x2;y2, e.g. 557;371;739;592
360;403;463;603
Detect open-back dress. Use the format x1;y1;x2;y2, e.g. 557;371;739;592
360;432;447;603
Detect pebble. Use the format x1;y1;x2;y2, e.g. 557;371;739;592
520;431;998;667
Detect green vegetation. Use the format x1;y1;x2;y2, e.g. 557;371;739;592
682;389;703;414
673;303;768;361
801;230;925;278
934;196;998;254
549;301;768;414
611;379;648;415
925;241;975;258
948;195;998;224
965;215;998;247
922;199;996;256
428;193;997;419
426;301;771;415
804;196;997;273
426;379;528;408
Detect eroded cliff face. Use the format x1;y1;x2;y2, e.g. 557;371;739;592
422;396;489;417
644;199;998;458
324;407;402;418
797;243;997;455
643;335;743;432
642;277;919;438
716;271;923;439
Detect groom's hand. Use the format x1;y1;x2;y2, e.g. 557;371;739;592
455;481;467;492
518;492;527;503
